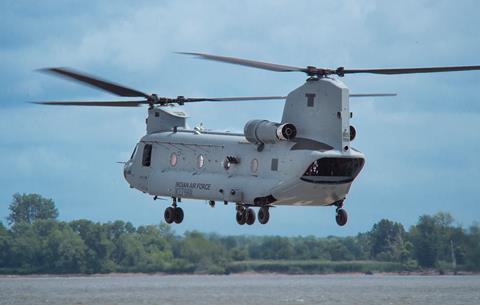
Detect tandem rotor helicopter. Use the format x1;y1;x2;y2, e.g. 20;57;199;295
36;52;480;227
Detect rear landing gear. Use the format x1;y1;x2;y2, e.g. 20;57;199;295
334;200;347;226
164;198;184;224
335;208;347;226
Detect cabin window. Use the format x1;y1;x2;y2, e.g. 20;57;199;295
197;154;205;168
170;152;177;167
251;159;259;173
142;144;152;167
271;158;278;171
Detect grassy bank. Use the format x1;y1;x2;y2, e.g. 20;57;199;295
1;259;465;275
226;260;410;274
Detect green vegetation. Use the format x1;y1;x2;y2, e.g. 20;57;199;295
1;193;479;274
7;193;58;225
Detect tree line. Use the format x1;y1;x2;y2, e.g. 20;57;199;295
1;193;479;274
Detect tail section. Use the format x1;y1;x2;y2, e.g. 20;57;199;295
281;78;351;152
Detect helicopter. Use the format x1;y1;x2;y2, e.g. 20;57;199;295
36;53;480;226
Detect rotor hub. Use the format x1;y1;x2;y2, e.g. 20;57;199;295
305;66;346;78
335;67;345;77
150;94;159;103
176;96;186;105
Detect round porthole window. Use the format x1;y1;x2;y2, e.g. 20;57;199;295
170;152;177;167
197;154;205;168
251;158;259;173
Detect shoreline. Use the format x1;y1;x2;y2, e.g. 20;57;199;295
1;270;478;278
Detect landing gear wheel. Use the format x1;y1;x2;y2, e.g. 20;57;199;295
174;207;184;224
258;207;270;224
236;209;246;225
164;207;175;224
245;208;256;225
335;208;348;226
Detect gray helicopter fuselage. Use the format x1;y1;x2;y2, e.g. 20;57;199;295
124;131;363;206
123;77;365;207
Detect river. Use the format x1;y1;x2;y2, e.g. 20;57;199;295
1;273;479;305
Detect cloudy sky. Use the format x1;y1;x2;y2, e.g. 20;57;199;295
1;0;479;236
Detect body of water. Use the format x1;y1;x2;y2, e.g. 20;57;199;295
1;273;479;305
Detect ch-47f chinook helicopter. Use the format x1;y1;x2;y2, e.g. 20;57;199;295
36;52;480;227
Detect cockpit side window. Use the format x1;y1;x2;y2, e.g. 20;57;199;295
130;144;138;160
142;144;152;167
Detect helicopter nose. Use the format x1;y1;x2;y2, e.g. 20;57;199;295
123;162;133;184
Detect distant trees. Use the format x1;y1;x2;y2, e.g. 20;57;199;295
0;222;11;267
7;193;58;225
1;193;480;274
249;236;294;260
409;212;471;268
368;219;411;262
465;224;480;271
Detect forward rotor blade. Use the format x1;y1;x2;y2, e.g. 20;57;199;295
343;66;480;75
178;52;305;73
349;93;397;97
185;96;287;102
32;100;148;107
38;68;150;98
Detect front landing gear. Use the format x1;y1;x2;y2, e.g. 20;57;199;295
164;197;184;224
258;207;270;225
334;200;347;226
235;205;270;225
236;207;246;225
236;206;256;225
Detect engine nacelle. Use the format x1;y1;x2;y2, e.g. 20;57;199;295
244;119;297;144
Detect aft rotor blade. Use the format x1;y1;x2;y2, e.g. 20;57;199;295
38;68;150;98
180;52;480;77
185;96;287;102
32;100;148;107
178;52;305;73
349;93;397;97
344;66;480;75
